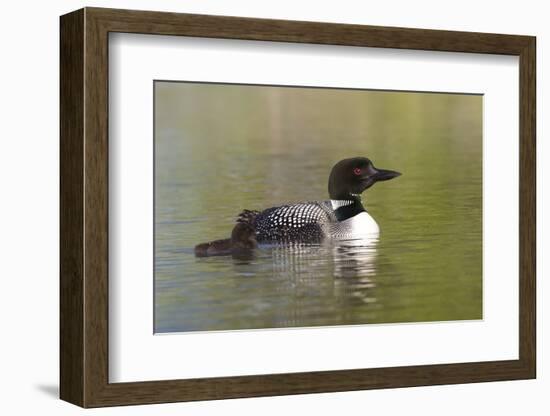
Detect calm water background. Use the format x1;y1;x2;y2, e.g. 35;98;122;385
154;82;482;333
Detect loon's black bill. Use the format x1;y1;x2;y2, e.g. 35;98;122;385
373;168;401;182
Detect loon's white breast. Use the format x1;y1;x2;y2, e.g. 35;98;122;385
343;211;380;237
328;211;380;240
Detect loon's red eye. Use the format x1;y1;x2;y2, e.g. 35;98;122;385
353;167;362;175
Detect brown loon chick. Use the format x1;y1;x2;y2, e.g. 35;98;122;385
194;222;257;257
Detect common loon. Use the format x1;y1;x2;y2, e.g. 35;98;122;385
194;157;400;257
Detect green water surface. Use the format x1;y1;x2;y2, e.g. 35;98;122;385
154;82;482;333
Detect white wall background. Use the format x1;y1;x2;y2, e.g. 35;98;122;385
0;0;545;414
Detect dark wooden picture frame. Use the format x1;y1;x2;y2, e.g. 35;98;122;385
60;7;536;408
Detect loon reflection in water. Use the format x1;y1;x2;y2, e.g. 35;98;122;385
218;237;381;328
194;157;401;257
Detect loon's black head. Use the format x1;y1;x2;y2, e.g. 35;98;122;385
328;157;401;200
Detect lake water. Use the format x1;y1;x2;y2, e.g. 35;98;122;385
154;82;482;333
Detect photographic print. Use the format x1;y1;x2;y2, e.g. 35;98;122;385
154;81;482;333
60;9;536;406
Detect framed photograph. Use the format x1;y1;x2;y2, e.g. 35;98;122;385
60;7;536;407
